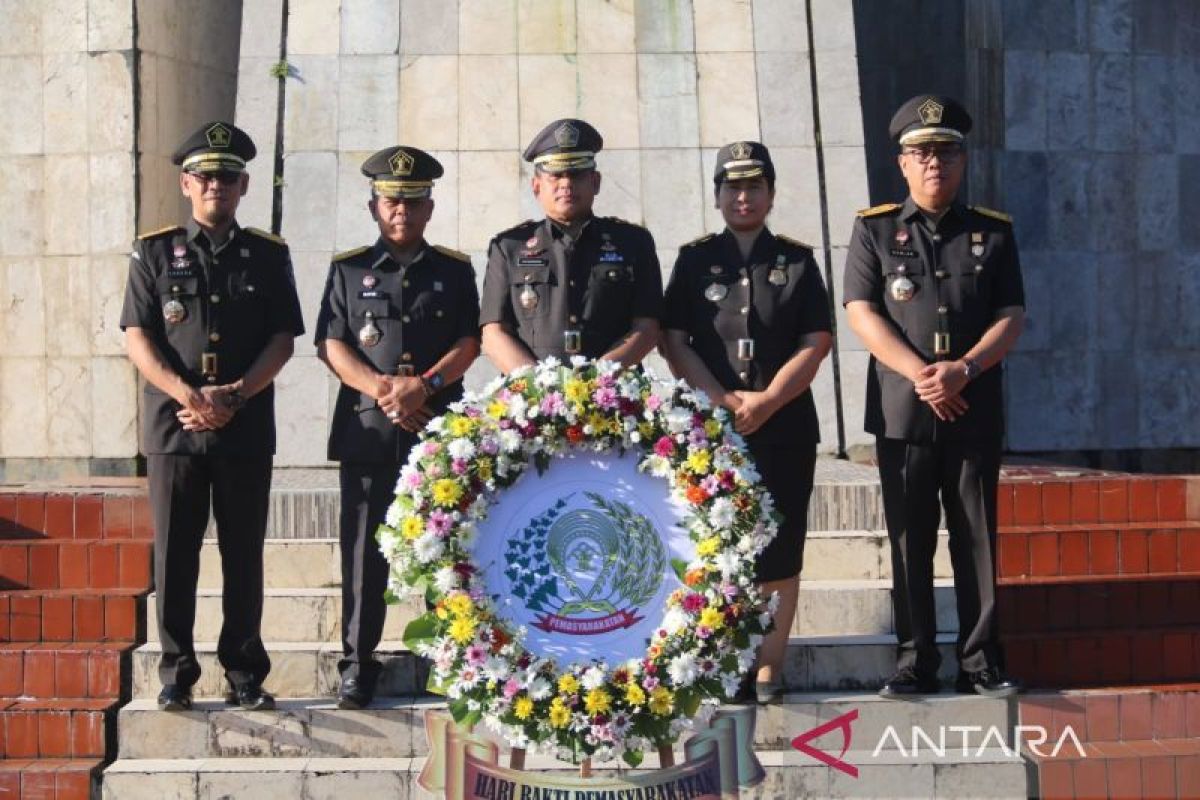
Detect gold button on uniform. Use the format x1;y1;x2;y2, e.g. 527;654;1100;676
740;306;749;315
403;280;410;288
569;314;578;324
401;352;412;362
210;294;221;303
738;371;748;380
402;315;410;323
435;310;444;318
209;332;221;342
741;278;750;286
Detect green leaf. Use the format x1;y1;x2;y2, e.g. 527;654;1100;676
622;749;644;768
425;670;448;696
677;689;702;717
382;587;399;605
447;697;471;723
402;612;440;653
671;558;689;582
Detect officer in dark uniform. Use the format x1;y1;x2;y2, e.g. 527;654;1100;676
661;141;832;704
120;121;305;711
480;118;662;372
314;146;480;709
842;95;1025;698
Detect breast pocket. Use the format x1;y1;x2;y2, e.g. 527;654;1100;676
957;257;994;315
408;289;454;341
156;276;201;328
224;272;269;342
881;261;926;312
583;262;634;319
511;264;553;320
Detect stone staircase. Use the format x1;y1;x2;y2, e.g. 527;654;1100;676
0;486;152;800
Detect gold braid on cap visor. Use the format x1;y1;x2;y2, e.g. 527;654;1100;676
721;158;765;180
533;151;596;172
372;179;434;199
182;152;246;173
898;127;964;146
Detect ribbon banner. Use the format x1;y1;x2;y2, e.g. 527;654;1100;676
419;708;764;800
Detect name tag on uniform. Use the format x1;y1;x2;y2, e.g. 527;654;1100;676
358;290;387;299
169;259;193;274
518;257;548;267
889;248;917;258
599;251;624;263
240;248;250;258
434;281;443;291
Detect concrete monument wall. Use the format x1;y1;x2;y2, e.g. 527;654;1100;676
235;0;871;466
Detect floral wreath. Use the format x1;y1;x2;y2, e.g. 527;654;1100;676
378;357;780;765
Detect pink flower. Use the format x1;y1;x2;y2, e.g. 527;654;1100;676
654;436;675;457
646;394;663;411
695;625;713;639
682;593;706;613
701;475;721;495
422;442;441;456
593;386;618;409
503;678;521;699
540;392;565;416
642;676;660;691
427;511;454;537
451;458;468;475
465;644;487;666
403;471;423;490
719;582;739;601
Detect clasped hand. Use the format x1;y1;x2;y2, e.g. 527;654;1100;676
914;361;970;421
177;383;242;432
377;375;433;433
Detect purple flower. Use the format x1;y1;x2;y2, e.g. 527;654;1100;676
451;458;468;475
593;386;619;410
480;438;499;455
465;644;487;666
427;510;454;537
540;392;566;416
701;475;722;495
687;428;708;447
719;582;738;601
642;676;660;691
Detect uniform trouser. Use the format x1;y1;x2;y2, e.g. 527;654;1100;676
148;453;273;689
876;435;1003;675
337;462;402;686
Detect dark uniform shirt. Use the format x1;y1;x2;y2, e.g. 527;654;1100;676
842;198;1025;443
119;220;305;455
314;239;480;463
663;228;831;446
479;215;662;360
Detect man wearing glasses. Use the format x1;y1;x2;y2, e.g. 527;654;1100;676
480;118;662;373
120;121;305;712
842;96;1026;699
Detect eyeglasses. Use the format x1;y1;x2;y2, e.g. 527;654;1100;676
901;144;964;165
187;171;241;186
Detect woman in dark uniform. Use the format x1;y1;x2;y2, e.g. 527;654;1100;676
661;141;832;703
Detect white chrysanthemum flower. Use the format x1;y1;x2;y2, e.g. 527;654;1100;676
665;407;692;433
714;550;739;577
667;653;698;686
483;656;511;681
528;677;551;700
447;438;476;460
570;355;589;368
498;429;523;453
581;665;607;690
433;566;458;593
661;607;689;636
694;700;718;724
384;502;402;528
413;533;444;563
708;497;735;529
426;415;446;434
720;671;743;698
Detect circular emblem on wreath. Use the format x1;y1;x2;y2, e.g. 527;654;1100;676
379;358;779;765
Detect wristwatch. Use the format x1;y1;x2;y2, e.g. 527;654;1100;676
961;357;980;382
421;370;445;397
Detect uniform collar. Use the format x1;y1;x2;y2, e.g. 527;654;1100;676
900;197;967;227
186;218;241;253
544;213;595;242
370;237;428;270
718;226;774;267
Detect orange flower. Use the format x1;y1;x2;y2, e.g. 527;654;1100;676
565;425;584;443
686;485;708;505
684;569;706;587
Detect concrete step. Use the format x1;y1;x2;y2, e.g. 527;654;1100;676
114;693;1012;760
151;579;958;643
102;748;1030;799
131;634;964;700
199;530;953;591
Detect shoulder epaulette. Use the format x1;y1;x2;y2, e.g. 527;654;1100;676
605;216;647;230
332;246;371;262
856;203;902;218
681;232;716;248
970;206;1012;223
777;234;814;250
137;225;183;240
433;244;471;263
245;226;287;245
498;219;536;237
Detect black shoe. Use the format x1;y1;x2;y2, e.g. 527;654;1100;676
337;677;375;710
878;666;941;698
223;682;276;710
157;684;193;711
955;668;1021;698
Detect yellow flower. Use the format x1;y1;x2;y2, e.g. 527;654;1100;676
564;379;591;404
448;416;475;437
584;688;612;715
649;686;674;715
637;422;655;440
431;479;463;507
703;418;722;438
444;593;474;618
624;683;646;706
486;400;507;419
695;536;720;557
686;449;711;474
401;517;424;540
513;696;534;720
699;607;724;630
477;457;494;481
448;615;476;644
557;674;580;695
586;412;609;432
548;698;571;728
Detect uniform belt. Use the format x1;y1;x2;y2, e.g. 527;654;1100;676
201;352;218;382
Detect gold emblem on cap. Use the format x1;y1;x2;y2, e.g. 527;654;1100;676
918;98;944;125
730;141;752;160
389;149;414;176
554;122;580;148
205;123;232;149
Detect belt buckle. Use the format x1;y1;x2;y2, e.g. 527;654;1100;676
396;365;416;377
563;329;582;355
934;332;951;357
201;352;218;382
736;338;755;362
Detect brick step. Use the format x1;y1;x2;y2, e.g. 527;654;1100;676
998;577;1200;636
0;589;143;644
0;491;151;541
1029;738;1200;800
1019;685;1200;746
114;692;1011;759
147;579;961;643
997;520;1200;579
1004;627;1199;688
0;758;101;800
131;634;971;700
0;539;152;591
0;643;128;700
999;475;1193;527
0;698;117;759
